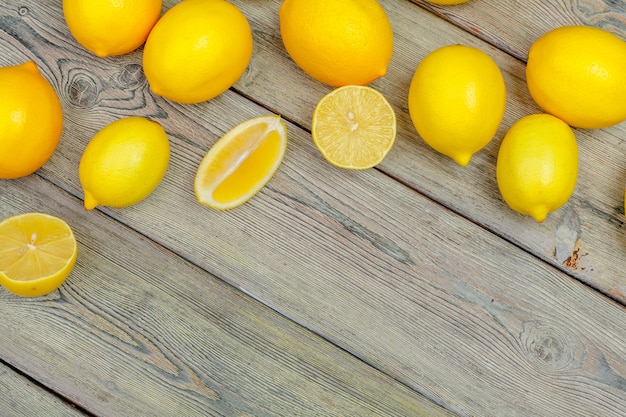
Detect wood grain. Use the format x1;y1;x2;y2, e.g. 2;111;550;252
0;362;85;417
0;177;452;417
409;0;626;61
0;1;624;416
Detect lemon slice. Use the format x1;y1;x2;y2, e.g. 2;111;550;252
312;85;396;169
194;114;288;210
0;213;78;297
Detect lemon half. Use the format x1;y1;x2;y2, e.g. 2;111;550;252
312;85;396;169
0;213;77;297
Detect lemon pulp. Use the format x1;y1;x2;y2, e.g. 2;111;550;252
312;85;396;169
0;213;77;297
195;115;288;210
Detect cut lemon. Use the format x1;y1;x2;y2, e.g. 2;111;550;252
312;85;396;169
194;114;288;210
0;213;77;297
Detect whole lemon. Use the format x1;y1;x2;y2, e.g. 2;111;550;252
143;0;253;104
63;0;162;58
526;26;626;129
279;0;393;87
496;114;578;222
0;61;63;179
408;45;506;166
79;117;170;210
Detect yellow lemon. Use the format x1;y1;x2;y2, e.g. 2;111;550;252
63;0;162;58
408;45;506;166
312;85;396;169
79;117;170;210
526;26;626;129
0;213;77;297
194;115;287;210
0;61;63;179
496;114;578;222
279;0;394;87
143;0;253;104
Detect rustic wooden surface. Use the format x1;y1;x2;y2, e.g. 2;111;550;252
1;1;625;416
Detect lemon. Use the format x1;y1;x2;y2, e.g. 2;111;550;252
311;86;396;169
279;0;394;87
143;0;253;104
0;61;63;179
194;114;287;210
79;117;170;210
0;213;77;297
408;45;506;166
526;26;626;129
63;0;162;58
496;114;578;222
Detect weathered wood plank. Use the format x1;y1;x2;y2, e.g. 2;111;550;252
226;0;626;303
15;48;624;417
409;0;626;61
0;362;85;417
0;1;624;417
0;176;452;417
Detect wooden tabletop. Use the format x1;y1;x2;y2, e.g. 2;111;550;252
1;1;625;416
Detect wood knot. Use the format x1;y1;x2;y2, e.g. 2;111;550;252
17;6;29;16
117;63;146;88
67;73;99;109
521;321;578;370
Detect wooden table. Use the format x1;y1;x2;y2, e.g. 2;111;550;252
1;1;625;416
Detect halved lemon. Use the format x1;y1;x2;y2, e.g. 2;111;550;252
312;85;396;169
194;114;288;210
0;213;78;297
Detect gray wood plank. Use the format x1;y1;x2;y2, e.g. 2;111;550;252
0;176;452;417
0;362;85;417
0;1;624;417
408;0;626;61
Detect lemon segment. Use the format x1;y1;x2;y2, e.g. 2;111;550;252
0;213;77;297
312;86;396;170
194;115;288;210
496;114;578;222
79;117;170;210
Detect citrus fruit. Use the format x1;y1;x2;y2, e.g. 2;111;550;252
0;61;63;179
408;44;506;166
143;0;253;104
279;0;394;87
79;116;170;210
194;114;288;210
0;213;77;297
496;114;578;222
311;85;396;169
526;26;626;129
63;0;162;58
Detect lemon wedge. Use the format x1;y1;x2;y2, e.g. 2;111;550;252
0;213;77;297
312;85;396;169
194;115;288;210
